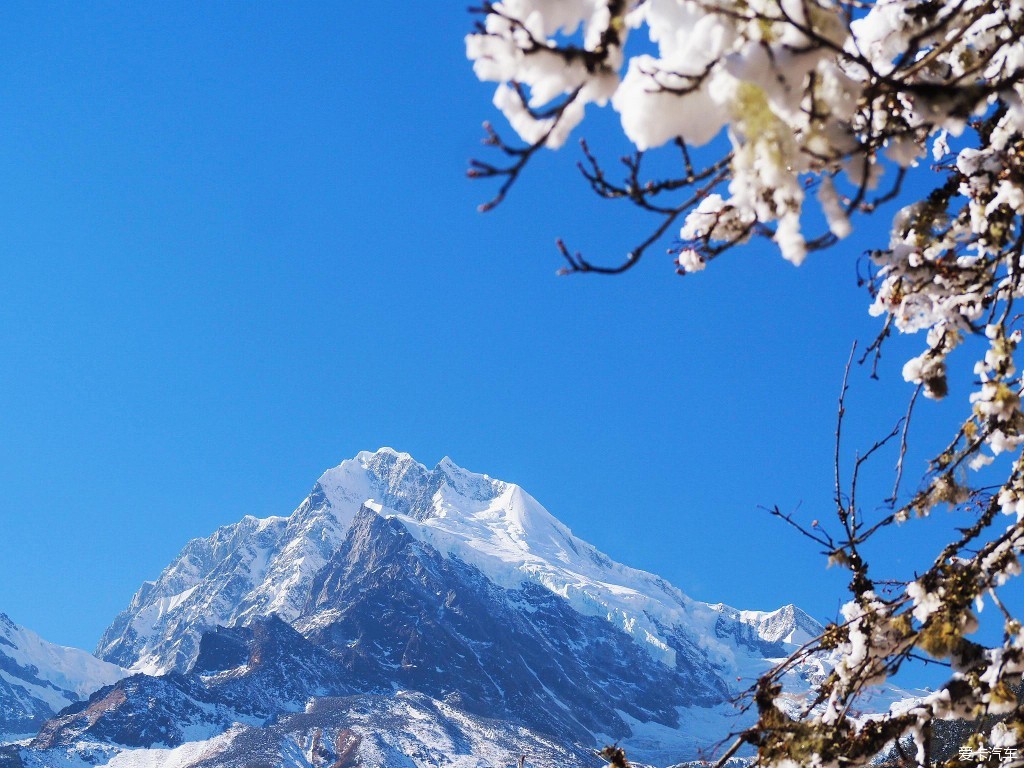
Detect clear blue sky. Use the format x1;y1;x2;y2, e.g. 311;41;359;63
0;2;976;657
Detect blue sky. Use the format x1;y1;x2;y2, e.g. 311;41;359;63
0;2;977;658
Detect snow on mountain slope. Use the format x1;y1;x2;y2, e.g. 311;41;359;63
13;692;589;768
97;448;824;688
366;463;698;667
0;614;126;743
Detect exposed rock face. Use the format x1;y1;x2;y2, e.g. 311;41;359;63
27;616;345;753
10;693;587;768
297;507;728;742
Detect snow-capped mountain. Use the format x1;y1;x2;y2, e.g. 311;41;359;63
98;449;819;683
0;614;125;743
8;449;832;767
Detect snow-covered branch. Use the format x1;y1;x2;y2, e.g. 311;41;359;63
468;2;1024;765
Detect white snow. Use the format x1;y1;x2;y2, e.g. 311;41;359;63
18;730;238;768
25;693;583;768
381;476;697;667
108;448;826;692
0;614;126;701
0;614;127;744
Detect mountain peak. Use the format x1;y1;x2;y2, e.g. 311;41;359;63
708;601;822;647
96;449;822;685
432;455;506;504
355;446;423;469
435;454;461;474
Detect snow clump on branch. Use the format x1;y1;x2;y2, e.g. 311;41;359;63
469;2;1024;766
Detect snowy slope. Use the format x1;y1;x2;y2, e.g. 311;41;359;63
371;460;816;673
98;448;823;687
0;614;126;743
13;692;590;768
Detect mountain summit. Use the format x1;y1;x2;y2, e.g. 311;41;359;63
99;449;816;679
12;449;828;767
